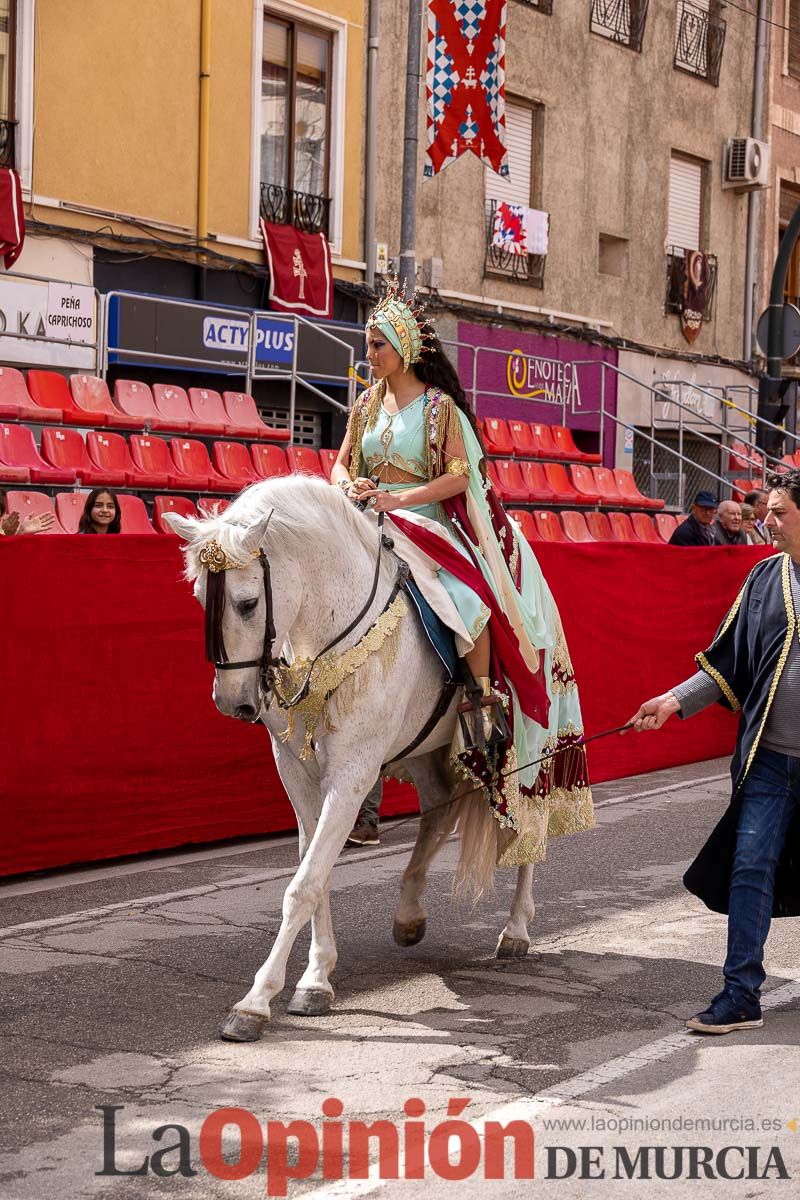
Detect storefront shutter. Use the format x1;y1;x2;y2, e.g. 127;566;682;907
668;155;702;251
485;103;533;208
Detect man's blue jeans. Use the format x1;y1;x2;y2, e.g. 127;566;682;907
723;746;800;1005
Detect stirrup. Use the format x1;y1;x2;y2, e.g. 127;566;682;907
457;673;512;754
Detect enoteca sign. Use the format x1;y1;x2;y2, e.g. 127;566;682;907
0;277;97;368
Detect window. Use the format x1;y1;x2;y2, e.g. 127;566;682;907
598;233;629;277
483;101;546;287
260;12;332;234
0;0;15;166
788;0;800;80
780;183;800;306
590;0;650;53
668;154;703;251
674;0;726;86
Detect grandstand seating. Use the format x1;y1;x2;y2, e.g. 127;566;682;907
517;461;556;502
318;448;338;479
655;513;679;542
553;425;601;464
55;491;87;534
591;466;625;506
69;375;133;428
488;459;529;504
87;431;169;490
613;469;665;510
508;419;538;458
251;443;289;479
212;441;261;487
119;493;157;534
129;434;205;490
481;417;514;456
6;489;66;533
0;367;62;423
223;392;290;441
0;424;77;483
0;459;28;482
585;511;614;541
508;509;540;542
170;438;230;492
189;387;250;437
728;440;764;477
197;496;230;517
152;384;206;432
631;512;663;544
286;446;325;477
112;380;173;430
542;462;581;504
607;511;638;542
529;423;562;461
533;509;567;542
153;495;198;534
28;370;100;428
569;465;601;504
731;478;761;501
560;510;595;543
41;427;126;486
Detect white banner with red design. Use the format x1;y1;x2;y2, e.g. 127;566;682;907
425;0;508;179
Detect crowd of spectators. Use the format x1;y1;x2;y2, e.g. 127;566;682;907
669;488;771;548
0;488;120;537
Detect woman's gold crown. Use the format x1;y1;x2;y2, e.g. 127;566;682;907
366;277;437;370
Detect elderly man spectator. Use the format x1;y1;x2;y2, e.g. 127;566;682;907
714;500;748;546
743;490;769;543
668;490;718;546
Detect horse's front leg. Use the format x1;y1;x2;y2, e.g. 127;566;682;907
221;759;379;1041
394;765;459;947
496;863;536;958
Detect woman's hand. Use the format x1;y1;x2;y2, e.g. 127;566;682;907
1;511;20;536
348;477;375;504
20;512;56;534
627;692;681;732
363;489;404;513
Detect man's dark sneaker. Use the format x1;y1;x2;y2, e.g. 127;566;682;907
346;821;380;847
686;994;763;1035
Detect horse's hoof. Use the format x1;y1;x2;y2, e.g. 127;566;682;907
393;918;427;947
495;935;530;959
219;1009;268;1042
286;988;333;1016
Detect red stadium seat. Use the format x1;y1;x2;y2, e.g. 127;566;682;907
508;509;540;542
507;420;538;458
153;495;198;534
113;380;168;429
482;417;514;456
0;366;62;422
0;424;77;483
318;449;338;480
118;493;157;534
561;510;596;543
197;496;230;517
28;370;97;427
251;443;289;479
70;375;132;428
731;478;761;502
213;441;261;487
728;440;764;476
543;462;581;504
55;491;88;534
87;431;169;490
223;392;290;441
189;387;247;437
286;446;325;477
130;434;206;490
533;510;567;542
591;466;625;507
655;513;679;543
552;425;601;464
518;461;557;503
613;469;664;511
152;384;205;433
631;513;662;544
6;489;66;533
585;511;614;541
488;459;530;504
569;465;601;505
607;511;638;543
41;427;126;487
530;424;564;461
170;438;230;492
0;460;29;482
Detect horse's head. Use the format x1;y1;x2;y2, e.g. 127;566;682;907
167;507;297;722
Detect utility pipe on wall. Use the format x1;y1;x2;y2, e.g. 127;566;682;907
743;0;769;361
398;0;423;290
364;0;380;287
197;0;212;299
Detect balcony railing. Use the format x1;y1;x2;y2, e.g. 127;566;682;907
665;247;718;321
590;0;649;52
260;184;331;237
674;0;726;86
484;200;546;288
0;119;16;169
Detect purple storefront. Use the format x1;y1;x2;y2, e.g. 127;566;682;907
455;322;618;466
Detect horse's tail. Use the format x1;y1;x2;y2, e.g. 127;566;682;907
452;788;497;903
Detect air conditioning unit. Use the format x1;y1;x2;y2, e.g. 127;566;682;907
722;137;769;191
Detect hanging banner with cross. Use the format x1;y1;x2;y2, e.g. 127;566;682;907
260;220;333;319
424;0;509;179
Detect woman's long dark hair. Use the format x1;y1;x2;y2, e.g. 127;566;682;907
78;488;122;534
412;322;486;457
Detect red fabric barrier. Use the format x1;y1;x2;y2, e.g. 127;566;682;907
0;539;773;876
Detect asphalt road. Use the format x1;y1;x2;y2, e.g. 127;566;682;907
1;756;799;1199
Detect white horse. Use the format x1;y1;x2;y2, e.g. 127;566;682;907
168;476;536;1042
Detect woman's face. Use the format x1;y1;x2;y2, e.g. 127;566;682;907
91;493;117;531
741;514;756;534
366;328;403;380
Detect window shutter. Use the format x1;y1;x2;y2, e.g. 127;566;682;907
668;156;702;251
789;0;800;79
485;103;533;207
780;183;800;226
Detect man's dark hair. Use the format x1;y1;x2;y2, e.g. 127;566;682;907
766;468;800;508
743;489;767;506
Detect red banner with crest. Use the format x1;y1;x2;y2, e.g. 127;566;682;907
260;220;333;319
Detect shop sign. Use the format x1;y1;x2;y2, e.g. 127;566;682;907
506;349;583;407
0;276;97;368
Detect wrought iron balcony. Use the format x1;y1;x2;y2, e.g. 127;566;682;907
0;120;16;169
484;201;547;288
665;247;718;320
674;0;726;86
590;0;649;52
260;184;331;237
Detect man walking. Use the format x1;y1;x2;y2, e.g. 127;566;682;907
630;469;800;1034
669;490;718;546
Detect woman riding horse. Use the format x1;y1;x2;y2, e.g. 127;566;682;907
331;284;593;862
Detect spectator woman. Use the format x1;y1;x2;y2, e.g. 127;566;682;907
740;503;760;545
77;489;121;534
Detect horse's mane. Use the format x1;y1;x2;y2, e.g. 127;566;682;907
179;475;380;580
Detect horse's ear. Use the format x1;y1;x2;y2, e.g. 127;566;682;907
163;512;198;541
236;511;273;557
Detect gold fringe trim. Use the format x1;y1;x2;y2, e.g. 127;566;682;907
495;788;595;867
274;593;407;760
695;651;740;712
